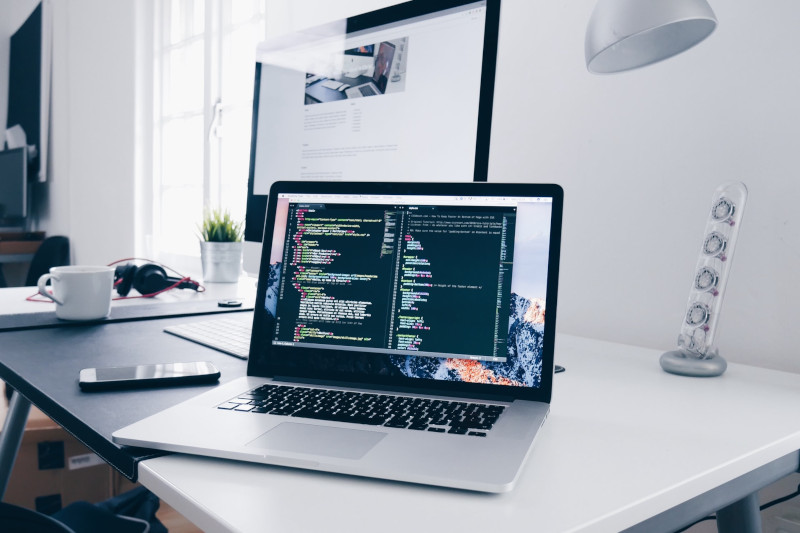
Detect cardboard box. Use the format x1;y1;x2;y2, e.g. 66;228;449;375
1;385;114;514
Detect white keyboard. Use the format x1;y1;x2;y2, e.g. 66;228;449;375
165;315;252;360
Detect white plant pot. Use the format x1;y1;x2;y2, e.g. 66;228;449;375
199;241;243;283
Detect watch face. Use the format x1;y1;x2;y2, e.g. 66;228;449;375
695;266;719;291
703;232;727;256
711;197;735;221
685;302;710;326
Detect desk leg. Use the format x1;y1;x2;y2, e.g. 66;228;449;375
716;492;761;533
0;390;31;500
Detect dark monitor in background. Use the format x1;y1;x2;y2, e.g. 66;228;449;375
0;147;27;228
7;2;44;182
243;0;500;274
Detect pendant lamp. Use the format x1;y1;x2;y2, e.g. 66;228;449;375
585;0;717;74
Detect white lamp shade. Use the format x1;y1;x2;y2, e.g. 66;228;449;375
586;0;717;74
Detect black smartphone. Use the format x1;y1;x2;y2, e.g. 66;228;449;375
79;361;220;391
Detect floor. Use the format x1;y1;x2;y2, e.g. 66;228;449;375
156;501;202;533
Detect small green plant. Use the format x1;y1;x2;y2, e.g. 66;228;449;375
198;208;244;242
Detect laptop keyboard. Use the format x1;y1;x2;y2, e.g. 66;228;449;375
218;384;505;437
359;85;377;96
164;316;251;360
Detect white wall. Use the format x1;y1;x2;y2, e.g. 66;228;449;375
47;0;137;265
1;0;137;267
488;0;800;372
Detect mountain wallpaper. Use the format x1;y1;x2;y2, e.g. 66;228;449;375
264;262;282;317
389;292;545;387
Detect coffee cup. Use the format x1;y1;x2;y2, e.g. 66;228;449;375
37;266;115;320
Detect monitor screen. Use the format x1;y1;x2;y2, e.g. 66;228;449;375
0;147;27;225
244;0;500;272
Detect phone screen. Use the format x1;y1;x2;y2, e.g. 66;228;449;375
93;361;217;381
79;361;220;391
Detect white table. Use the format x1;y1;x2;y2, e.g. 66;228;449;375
136;335;800;533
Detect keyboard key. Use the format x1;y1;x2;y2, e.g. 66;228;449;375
221;385;505;435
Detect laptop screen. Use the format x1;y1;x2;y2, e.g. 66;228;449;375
250;182;562;402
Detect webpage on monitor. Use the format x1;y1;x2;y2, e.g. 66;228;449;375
252;3;488;195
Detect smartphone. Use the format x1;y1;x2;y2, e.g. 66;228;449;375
79;361;220;391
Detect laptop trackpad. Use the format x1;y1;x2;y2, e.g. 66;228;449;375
247;422;387;460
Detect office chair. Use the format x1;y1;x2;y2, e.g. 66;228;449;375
52;501;151;533
0;501;76;533
0;500;152;533
24;236;70;286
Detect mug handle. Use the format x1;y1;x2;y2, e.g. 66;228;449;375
37;273;64;305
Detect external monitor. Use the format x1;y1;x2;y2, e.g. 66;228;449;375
0;147;27;227
243;0;500;274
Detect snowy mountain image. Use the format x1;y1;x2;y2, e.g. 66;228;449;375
264;262;282;317
391;292;545;387
486;293;545;388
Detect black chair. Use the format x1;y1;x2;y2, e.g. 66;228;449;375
0;502;76;533
24;236;70;286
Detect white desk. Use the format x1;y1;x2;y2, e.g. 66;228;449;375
136;335;800;533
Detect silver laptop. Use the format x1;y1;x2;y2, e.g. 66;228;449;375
113;180;563;493
344;81;382;99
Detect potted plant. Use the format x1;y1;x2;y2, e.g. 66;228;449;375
198;208;244;283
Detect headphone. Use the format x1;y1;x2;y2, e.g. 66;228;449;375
113;263;201;297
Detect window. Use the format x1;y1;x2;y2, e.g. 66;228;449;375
150;0;397;268
152;0;267;266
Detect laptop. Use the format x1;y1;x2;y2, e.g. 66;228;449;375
113;180;563;493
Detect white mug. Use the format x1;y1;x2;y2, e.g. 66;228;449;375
37;266;115;320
